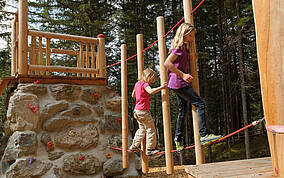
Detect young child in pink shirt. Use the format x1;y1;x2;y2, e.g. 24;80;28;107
129;68;167;156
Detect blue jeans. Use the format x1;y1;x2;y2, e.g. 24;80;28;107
172;85;209;141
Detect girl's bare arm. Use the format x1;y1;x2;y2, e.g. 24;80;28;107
145;82;167;95
164;53;193;83
131;89;135;98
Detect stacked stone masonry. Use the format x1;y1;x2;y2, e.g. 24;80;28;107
0;83;140;178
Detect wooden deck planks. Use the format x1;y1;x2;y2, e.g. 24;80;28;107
185;157;273;178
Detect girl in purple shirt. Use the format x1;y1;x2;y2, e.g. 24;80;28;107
164;23;221;152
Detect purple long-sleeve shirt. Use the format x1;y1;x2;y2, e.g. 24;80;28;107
167;48;190;89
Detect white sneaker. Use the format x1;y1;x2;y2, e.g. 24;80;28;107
146;149;159;156
129;145;140;152
200;134;222;145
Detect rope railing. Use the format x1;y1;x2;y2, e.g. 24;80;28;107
109;117;265;155
106;0;207;68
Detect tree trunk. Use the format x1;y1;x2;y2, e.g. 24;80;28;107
236;0;250;159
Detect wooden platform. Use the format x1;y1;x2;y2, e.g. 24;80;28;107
185;157;273;178
0;75;107;96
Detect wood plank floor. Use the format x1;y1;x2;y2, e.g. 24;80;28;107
185;157;273;178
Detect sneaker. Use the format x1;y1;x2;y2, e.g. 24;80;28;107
174;138;184;152
200;134;222;145
129;145;140;152
146;149;159;156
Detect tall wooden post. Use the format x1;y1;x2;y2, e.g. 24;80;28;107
18;0;28;75
183;0;205;165
136;34;149;173
252;0;284;177
157;16;174;174
121;44;129;168
137;34;144;79
97;34;106;78
11;17;17;76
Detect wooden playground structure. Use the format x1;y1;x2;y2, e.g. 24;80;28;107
0;0;107;96
120;0;284;177
0;0;283;177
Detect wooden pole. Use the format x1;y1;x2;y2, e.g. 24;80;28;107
136;34;149;173
91;44;95;77
80;42;84;77
183;0;205;165
86;43;90;77
18;0;28;75
15;13;19;75
157;16;174;174
121;44;129;168
39;37;44;75
11;19;16;76
252;0;284;177
46;38;51;76
97;34;106;78
137;34;144;79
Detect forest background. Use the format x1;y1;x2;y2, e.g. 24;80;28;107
0;0;267;161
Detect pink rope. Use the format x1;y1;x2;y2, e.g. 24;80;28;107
109;118;264;155
106;0;206;68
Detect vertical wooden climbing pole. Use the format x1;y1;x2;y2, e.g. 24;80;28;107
252;0;284;177
121;44;129;168
18;0;28;75
157;16;174;174
136;34;149;173
183;0;205;165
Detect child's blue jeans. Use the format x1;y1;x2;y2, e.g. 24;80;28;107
172;85;209;142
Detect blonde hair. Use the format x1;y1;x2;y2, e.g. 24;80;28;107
169;23;196;53
140;68;158;83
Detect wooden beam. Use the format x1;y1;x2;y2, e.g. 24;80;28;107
28;30;98;44
0;80;9;96
28;64;99;74
16;75;107;85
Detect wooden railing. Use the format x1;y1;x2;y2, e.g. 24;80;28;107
11;0;106;78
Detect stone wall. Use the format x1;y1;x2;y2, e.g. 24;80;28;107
0;83;140;178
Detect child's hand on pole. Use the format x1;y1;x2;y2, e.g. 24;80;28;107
161;82;168;89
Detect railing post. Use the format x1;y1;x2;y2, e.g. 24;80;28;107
11;16;17;76
18;0;28;75
97;34;106;78
121;44;129;168
183;0;205;165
